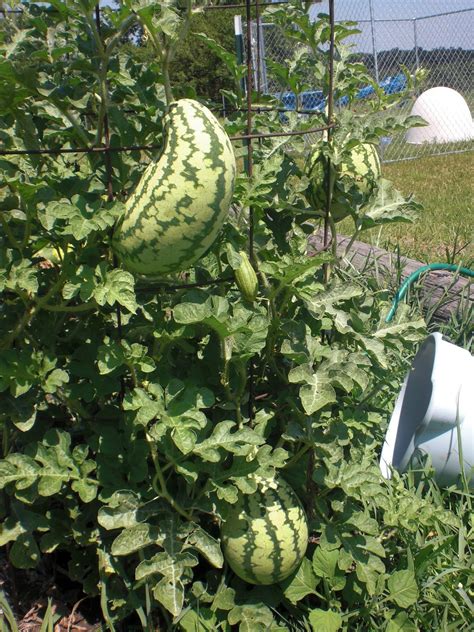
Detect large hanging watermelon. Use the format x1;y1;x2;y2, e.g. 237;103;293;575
113;99;236;276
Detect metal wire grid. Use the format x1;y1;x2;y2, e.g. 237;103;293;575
0;0;336;425
247;1;474;162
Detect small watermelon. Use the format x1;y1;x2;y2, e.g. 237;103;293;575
234;251;258;302
307;142;381;221
220;477;308;585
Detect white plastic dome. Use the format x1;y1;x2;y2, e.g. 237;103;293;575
406;86;474;144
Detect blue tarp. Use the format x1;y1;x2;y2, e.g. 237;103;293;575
275;73;407;113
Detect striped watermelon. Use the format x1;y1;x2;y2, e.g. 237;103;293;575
220;477;308;585
307;142;381;221
113;99;236;276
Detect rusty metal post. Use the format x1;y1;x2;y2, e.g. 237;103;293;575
95;4;125;403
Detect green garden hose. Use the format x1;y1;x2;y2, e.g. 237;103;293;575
386;263;474;323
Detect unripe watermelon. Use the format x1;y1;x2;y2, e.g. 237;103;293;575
35;244;72;264
234;251;258;302
307;142;381;221
220;477;308;585
113;99;236;276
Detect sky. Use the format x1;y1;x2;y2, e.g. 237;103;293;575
97;0;473;52
309;0;474;51
95;1;473;52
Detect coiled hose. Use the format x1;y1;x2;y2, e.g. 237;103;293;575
386;263;474;323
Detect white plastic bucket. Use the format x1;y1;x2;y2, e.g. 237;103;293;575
380;333;474;488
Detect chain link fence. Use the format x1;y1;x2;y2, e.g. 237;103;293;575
246;1;474;162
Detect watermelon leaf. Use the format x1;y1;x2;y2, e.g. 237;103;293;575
280;557;319;604
309;609;343;632
387;570;419;608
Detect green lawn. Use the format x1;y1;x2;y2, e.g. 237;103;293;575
351;152;474;264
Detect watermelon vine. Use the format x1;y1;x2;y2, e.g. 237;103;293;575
0;2;471;631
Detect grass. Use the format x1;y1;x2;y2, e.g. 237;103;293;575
346;151;474;264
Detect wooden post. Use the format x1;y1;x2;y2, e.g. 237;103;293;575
309;230;473;322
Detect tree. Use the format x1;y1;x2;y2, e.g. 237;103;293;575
121;6;239;102
171;8;238;100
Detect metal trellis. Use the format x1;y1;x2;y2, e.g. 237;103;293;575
247;0;474;162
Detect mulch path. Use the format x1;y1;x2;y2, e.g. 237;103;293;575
1;554;102;631
17;599;101;631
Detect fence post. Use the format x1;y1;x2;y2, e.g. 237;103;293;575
258;21;269;94
413;18;420;73
234;15;246;96
368;0;379;84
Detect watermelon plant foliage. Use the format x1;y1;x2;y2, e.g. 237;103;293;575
0;1;472;630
